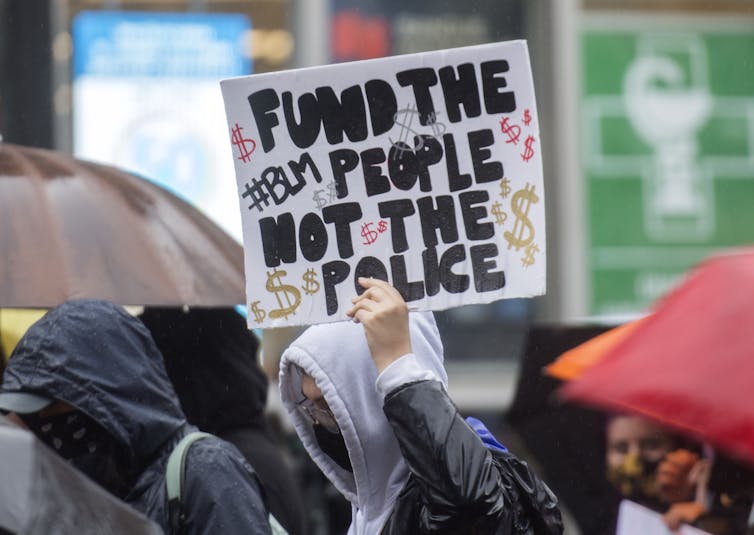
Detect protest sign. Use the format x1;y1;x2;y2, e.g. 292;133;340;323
221;40;545;328
616;500;712;535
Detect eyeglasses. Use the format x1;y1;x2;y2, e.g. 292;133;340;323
297;397;340;435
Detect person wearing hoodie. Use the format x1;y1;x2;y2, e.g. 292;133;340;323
279;277;563;535
0;299;272;535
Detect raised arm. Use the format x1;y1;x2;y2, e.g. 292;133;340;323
347;277;562;534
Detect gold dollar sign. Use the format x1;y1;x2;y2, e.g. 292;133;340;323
491;201;507;226
301;268;320;295
499;177;511;199
521;243;539;268
266;269;301;319
250;301;266;324
504;183;539;251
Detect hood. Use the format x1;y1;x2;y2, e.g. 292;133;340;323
138;307;267;434
1;300;185;464
279;312;447;528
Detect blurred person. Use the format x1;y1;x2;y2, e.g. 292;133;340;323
0;300;272;535
657;446;754;535
605;414;687;510
666;451;754;535
139;306;307;535
605;414;754;534
279;277;563;534
657;447;710;530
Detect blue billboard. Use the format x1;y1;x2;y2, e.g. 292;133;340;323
73;11;252;241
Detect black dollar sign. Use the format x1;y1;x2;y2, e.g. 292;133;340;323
388;104;425;160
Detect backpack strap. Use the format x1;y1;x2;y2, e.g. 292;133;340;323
269;513;289;535
165;430;291;535
166;431;212;534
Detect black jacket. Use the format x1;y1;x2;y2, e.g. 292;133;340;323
2;300;271;535
381;381;564;534
140;307;306;535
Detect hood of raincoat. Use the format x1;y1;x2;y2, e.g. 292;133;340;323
279;312;447;533
138;307;267;434
1;300;185;467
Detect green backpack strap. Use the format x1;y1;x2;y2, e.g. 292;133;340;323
269;513;289;535
166;431;212;534
165;430;290;535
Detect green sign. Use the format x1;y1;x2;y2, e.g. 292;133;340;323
582;24;754;315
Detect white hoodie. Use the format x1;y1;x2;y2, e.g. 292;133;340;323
279;312;448;535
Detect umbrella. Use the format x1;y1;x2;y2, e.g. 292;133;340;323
0;143;244;307
545;318;645;381
561;247;754;465
0;415;162;534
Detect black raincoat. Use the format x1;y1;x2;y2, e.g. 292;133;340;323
139;307;306;535
381;380;564;534
1;300;271;535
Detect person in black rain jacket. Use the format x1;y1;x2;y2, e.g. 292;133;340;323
139;306;307;535
0;299;272;535
279;278;563;535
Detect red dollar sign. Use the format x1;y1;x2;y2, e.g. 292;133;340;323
499;117;521;145
521;135;535;162
360;222;378;245
231;123;257;163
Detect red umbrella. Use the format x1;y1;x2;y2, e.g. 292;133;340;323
0;143;244;307
545;318;646;381
561;247;754;465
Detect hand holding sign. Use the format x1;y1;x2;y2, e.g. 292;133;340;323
347;277;412;373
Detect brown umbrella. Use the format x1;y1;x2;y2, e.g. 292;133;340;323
0;143;244;307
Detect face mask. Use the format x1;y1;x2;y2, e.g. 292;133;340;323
22;410;132;498
314;423;352;472
22;411;112;460
606;453;661;505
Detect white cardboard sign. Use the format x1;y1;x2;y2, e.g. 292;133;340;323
221;40;545;328
616;500;712;535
